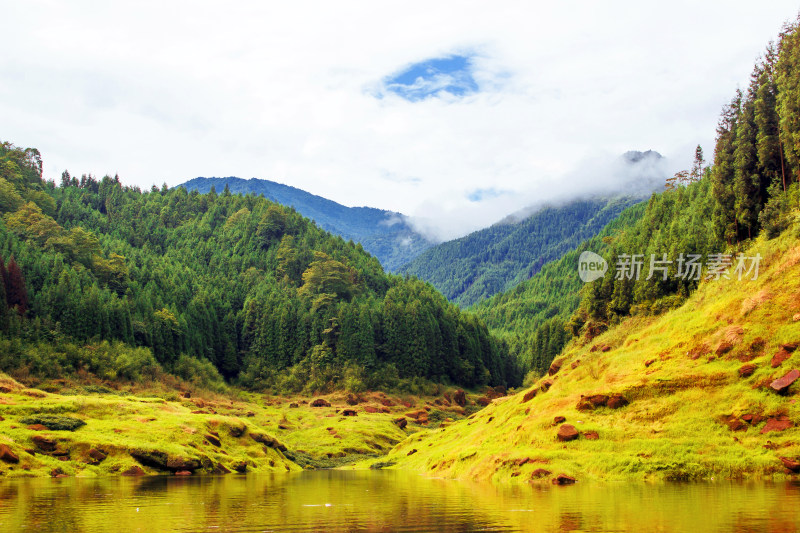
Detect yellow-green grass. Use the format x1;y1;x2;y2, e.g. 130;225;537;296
381;225;800;483
0;378;476;478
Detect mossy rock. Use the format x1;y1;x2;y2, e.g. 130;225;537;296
19;415;86;431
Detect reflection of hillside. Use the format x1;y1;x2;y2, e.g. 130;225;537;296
1;472;799;531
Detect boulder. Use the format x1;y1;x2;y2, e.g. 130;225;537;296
250;433;286;452
363;406;381;413
454;389;466;407
540;380;553;393
0;444;19;464
121;465;145;476
587;394;609;407
232;461;247;473
552;474;577;485
205;434;222;447
741;413;765;425
584;431;599;440
175;470;192;476
522;389;537;402
476;397;491;407
770;369;800;394
341;409;357;417
557;424;579;442
607;395;629;409
530;468;551;479
553;416;566;425
781;343;798;352
715;341;733;356
738;364;757;378
166;457;201;471
793;314;800;322
289;403;299;408
393;417;408;429
345;394;359;406
228;424;246;438
548;359;563;376
601;345;611;353
310;399;331;408
380;398;395;407
761;415;794;434
780;457;800;473
32;435;57;453
406;449;417;456
771;348;792;368
130;449;169;469
723;415;747;432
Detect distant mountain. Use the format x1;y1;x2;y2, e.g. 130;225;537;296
179;177;433;271
400;151;666;308
400;196;644;308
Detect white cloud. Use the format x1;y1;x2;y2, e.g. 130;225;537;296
2;1;797;238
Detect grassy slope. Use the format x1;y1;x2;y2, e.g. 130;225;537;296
380;222;800;483
0;380;479;478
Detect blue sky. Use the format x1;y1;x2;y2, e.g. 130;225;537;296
383;55;480;101
2;1;799;240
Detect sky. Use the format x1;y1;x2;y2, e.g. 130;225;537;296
2;1;799;240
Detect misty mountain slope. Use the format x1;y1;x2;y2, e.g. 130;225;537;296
180;177;433;271
400;195;644;308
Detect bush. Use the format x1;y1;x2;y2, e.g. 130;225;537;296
19;414;86;431
172;354;226;392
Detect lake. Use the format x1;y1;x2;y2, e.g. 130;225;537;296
1;471;798;532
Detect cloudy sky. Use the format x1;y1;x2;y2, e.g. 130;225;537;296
2;1;798;239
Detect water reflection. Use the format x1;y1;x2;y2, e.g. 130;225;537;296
0;471;798;532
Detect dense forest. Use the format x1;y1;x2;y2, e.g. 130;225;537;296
469;15;800;378
182;177;433;272
0;144;517;392
402;196;643;308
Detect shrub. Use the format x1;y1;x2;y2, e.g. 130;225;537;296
19;414;86;431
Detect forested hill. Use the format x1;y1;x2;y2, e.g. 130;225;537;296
401;196;644;308
0;147;516;391
181;177;433;272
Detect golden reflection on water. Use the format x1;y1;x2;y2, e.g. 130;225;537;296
0;471;798;532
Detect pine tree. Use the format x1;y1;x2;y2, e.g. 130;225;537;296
5;256;28;315
712;90;742;243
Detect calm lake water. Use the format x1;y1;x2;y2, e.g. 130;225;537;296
0;471;798;532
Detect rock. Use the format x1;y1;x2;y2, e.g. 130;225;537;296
167;457;201;471
761;416;794;433
644;359;656;367
454;389;466;407
130;449;169;469
182;391;191;399
476;396;491;406
530;468;551;479
404;409;427;420
212;463;232;474
770;369;800;394
27;424;49;431
205;434;221;447
715;341;733;356
380;398;395;407
548;359;563;376
601;345;612;353
341;409;357;416
522;389;537;402
723;415;747;432
553;416;566;425
780;457;800;473
584;431;599;440
771;349;792;368
232;461;247;473
277;424;289;430
407;449;417;456
228;424;246;438
250;433;286;451
557;424;579;442
793;313;800;322
345;394;359;406
310;399;331;408
514;458;531;466
87;448;107;464
552;474;577;485
782;343;798;352
175;470;192;476
0;444;19;464
393;417;408;429
587;394;609;407
741;413;765;425
32;435;58;453
607;395;629;409
363;406;381;413
121;465;145;476
738;364;757;378
540;380;553;393
289;403;299;408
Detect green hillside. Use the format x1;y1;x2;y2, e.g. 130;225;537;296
0;143;517;392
